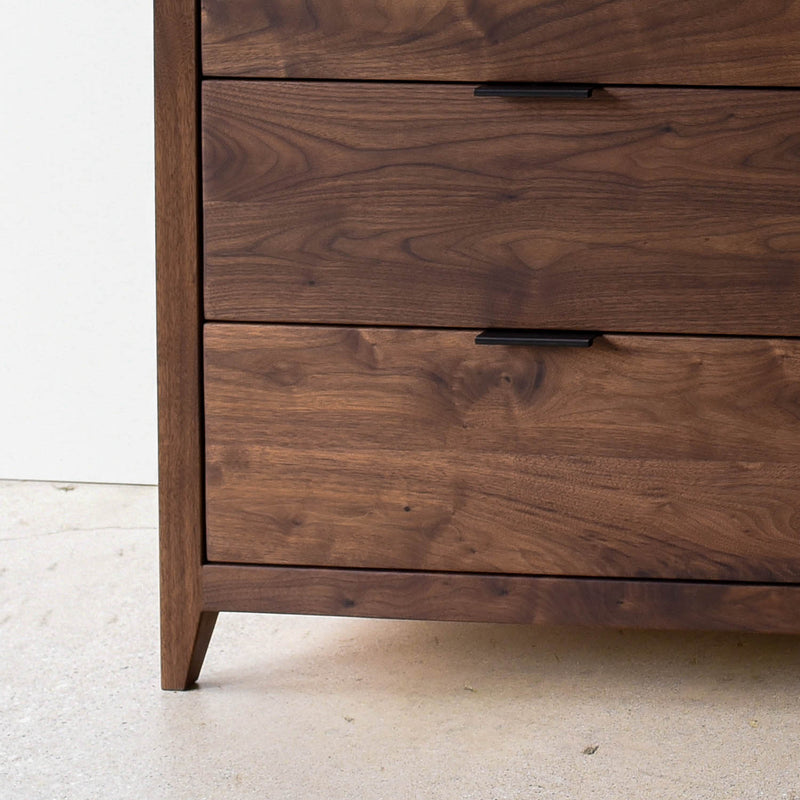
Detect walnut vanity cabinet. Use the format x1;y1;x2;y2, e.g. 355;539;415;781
156;0;800;690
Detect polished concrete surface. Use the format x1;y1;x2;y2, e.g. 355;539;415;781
1;479;799;799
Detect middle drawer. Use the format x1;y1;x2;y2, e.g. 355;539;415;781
203;81;800;335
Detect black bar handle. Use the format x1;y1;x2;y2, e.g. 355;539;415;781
475;329;600;347
474;83;595;99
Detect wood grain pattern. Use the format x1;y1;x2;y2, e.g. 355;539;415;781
200;0;800;86
155;0;217;690
204;325;800;582
156;0;800;687
203;82;800;335
203;565;800;635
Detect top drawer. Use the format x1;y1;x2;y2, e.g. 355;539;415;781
201;0;800;86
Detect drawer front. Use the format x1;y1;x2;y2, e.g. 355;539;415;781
203;82;800;336
204;325;800;582
201;0;800;86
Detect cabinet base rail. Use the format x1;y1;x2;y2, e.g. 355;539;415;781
160;564;800;690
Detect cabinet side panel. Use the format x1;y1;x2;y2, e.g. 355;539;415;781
155;0;216;690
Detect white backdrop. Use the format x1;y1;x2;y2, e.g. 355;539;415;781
0;2;157;484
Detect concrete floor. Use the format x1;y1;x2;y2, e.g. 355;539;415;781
1;480;799;799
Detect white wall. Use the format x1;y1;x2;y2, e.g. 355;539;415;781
0;2;157;484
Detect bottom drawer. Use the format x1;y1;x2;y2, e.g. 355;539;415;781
204;325;800;583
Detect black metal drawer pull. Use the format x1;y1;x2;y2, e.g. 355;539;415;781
474;83;596;99
475;329;600;347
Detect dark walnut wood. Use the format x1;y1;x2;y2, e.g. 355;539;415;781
204;325;800;583
203;566;800;635
203;82;800;336
201;0;800;86
155;0;217;690
157;0;800;690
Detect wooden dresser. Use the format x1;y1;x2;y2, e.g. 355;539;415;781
156;0;800;689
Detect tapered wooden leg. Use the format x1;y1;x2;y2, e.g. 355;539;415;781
155;0;211;691
160;608;218;690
